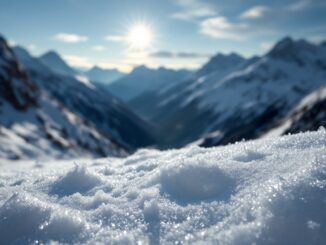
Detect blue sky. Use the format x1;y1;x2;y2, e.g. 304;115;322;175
0;0;325;72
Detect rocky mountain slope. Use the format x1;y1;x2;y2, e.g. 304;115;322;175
263;85;326;137
0;35;126;160
13;45;155;152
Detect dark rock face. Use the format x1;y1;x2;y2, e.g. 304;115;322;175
285;95;326;134
0;36;38;110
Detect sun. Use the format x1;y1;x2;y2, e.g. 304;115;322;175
127;22;153;50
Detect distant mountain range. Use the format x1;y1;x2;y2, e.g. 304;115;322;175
1;34;325;160
105;65;193;101
143;37;326;148
85;66;125;84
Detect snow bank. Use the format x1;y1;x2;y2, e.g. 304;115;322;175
0;129;325;244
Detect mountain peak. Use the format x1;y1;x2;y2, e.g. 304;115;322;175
132;65;152;74
197;52;245;76
89;66;119;73
40;50;63;62
89;65;102;71
12;45;31;59
268;37;317;61
85;66;125;84
272;36;294;50
39;50;77;76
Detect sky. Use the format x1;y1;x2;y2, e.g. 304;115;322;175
0;0;326;72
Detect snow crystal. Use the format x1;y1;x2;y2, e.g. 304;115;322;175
0;130;325;244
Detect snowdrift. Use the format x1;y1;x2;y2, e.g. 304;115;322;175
0;129;325;244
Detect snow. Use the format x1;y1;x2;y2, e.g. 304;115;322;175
263;85;326;138
74;75;95;89
0;94;125;160
0;130;326;244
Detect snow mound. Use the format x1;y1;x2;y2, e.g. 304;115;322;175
0;130;326;244
50;165;103;197
0;192;88;244
160;162;233;202
233;149;267;162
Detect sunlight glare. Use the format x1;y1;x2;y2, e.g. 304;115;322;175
127;22;153;50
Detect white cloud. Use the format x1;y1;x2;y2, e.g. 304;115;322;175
288;0;310;11
200;17;248;40
172;0;216;20
28;44;37;51
63;55;92;68
241;6;270;19
260;42;274;51
150;50;210;59
92;45;106;51
54;33;88;43
307;35;326;44
97;62;132;73
8;39;16;47
105;35;125;42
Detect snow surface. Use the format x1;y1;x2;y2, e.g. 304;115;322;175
0;130;326;244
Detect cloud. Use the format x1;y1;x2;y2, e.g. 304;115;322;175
150;50;210;59
260;42;274;51
28;44;37;51
54;33;88;43
241;6;270;19
63;55;92;68
97;62;131;73
288;0;310;11
307;35;326;44
200;16;248;40
171;0;216;20
105;35;125;42
92;45;106;51
8;39;16;47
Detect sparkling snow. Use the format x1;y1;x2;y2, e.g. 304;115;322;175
0;130;325;244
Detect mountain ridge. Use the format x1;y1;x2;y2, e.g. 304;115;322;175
39;50;78;77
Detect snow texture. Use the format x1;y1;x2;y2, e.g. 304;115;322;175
0;130;326;244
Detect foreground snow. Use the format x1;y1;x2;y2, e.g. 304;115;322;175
0;130;326;244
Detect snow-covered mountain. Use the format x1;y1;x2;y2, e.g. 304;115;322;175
1;129;325;244
106;65;192;101
0;35;126;160
146;37;326;148
196;52;246;77
4;35;325;157
85;66;125;84
128;53;247;121
13;46;155;152
12;46;52;75
39;50;78;77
